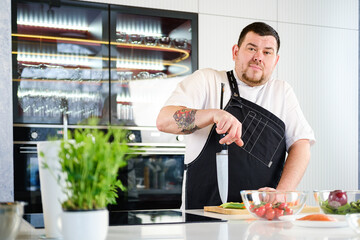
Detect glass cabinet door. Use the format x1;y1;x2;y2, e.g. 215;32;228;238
109;6;198;126
12;0;110;125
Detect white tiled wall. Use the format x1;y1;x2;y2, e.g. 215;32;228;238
198;15;277;71
199;0;277;21
278;23;358;194
278;0;358;29
1;0;358;201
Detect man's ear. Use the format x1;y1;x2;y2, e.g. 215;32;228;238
232;44;239;61
274;54;280;67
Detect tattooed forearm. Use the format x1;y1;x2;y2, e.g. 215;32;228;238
173;108;200;134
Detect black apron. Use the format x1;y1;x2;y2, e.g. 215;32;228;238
184;70;287;209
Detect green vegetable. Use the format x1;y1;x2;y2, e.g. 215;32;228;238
320;199;360;215
220;202;246;209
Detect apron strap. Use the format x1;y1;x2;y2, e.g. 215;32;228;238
226;71;241;100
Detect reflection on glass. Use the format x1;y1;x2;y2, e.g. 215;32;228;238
13;0;108;125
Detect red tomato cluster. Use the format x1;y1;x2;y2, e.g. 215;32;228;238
250;202;293;220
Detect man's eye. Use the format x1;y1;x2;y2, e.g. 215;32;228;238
248;47;256;51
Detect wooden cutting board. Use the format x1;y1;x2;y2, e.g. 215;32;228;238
204;205;320;215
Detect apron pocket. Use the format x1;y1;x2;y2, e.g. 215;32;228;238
241;110;284;167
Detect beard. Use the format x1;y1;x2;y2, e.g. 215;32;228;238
242;71;265;86
240;63;268;86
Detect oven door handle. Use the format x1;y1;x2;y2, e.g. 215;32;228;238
131;147;185;155
19;151;38;154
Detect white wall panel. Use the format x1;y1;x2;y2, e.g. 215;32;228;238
198;14;278;71
278;23;358;195
199;0;277;22
78;0;198;13
278;0;358;29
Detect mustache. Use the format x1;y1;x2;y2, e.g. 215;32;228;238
249;61;263;70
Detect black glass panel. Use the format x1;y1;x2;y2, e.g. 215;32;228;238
23;210;225;228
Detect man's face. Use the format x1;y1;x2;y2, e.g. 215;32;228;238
232;31;279;87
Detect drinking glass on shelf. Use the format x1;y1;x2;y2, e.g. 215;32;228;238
136;71;150;80
173;38;188;49
43;65;58;80
159;36;171;47
124;72;133;82
128;34;143;44
69;68;82;81
56;66;69;80
116;32;127;43
144;36;157;46
154;72;167;79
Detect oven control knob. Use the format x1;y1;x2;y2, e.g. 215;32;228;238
176;135;184;142
30;131;39;140
128;133;136;142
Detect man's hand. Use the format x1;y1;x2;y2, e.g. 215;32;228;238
213;109;244;147
157;107;244;147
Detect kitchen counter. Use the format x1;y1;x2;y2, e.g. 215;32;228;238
16;209;359;240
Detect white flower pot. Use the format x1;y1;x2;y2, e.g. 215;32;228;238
59;209;109;240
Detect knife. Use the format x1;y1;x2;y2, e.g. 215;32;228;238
216;83;228;204
216;141;228;204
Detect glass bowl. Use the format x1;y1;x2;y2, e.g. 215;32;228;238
346;213;360;234
240;190;308;220
0;202;25;240
313;190;360;215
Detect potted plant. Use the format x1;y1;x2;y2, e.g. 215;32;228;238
40;119;134;240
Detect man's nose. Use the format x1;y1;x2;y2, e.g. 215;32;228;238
253;52;263;63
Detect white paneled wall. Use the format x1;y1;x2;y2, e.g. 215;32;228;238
278;23;358;195
198;15;279;77
199;0;277;21
278;0;358;29
198;15;265;70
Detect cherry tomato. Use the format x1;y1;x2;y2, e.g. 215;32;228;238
254;206;265;217
278;202;288;210
264;203;272;210
285;207;293;215
249;205;255;212
275;208;284;219
265;208;275;220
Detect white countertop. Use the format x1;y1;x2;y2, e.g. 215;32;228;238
16;209;360;240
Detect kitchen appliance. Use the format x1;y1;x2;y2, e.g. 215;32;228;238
13;125;187;213
24;210;225;228
12;0;198;213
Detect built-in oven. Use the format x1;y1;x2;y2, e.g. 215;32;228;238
13;125;64;213
110;127;186;211
14;125;186;213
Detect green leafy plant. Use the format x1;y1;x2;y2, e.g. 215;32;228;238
41;119;135;210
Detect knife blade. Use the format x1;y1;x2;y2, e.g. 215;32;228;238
216;143;228;204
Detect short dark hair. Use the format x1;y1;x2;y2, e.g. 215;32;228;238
237;22;280;53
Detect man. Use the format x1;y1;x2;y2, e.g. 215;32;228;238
156;22;315;209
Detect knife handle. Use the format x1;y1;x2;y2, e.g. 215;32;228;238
221;133;228;150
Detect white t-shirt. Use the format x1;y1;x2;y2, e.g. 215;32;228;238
164;68;316;164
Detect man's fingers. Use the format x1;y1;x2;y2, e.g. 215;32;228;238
215;110;243;145
234;138;244;147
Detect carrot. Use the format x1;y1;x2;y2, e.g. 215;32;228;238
297;214;337;222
